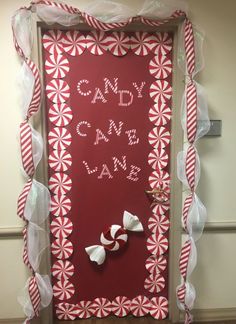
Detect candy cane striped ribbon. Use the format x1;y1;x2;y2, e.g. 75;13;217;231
184;19;195;76
182;194;194;232
177;283;186;304
185;145;196;191
28;275;41;317
185;309;193;324
186;81;197;144
23;226;33;271
25;59;41;118
17;179;33;221
140;10;186;27
30;0;80;14
20;121;35;177
80;12;132;31
179;239;191;281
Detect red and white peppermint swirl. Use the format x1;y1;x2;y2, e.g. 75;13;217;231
45;54;69;78
51;260;74;280
144;273;165;293
48;127;72;150
53;280;75;300
145;255;167;274
49;103;73;127
151;199;170;216
56;303;78;320
147;233;168;255
150;80;172;104
148;149;168;170
151;32;172;56
50;195;71;217
62;30;86;56
48;150;72;172
100;225;128;251
43;30;64;55
148;126;171;149
130;295;150;317
46;79;70;104
150;296;168;319
106;32;130;56
149;54;172;79
130;32;155;56
149;103;171;126
51;216;73;238
92;298;111;318
51;238;73;259
149;169;170;189
148;214;170;234
49;173;72;195
86;31;107;55
112;296;130;317
77;300;94;319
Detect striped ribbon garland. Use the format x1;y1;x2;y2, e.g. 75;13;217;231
20;121;35;177
28;275;41;317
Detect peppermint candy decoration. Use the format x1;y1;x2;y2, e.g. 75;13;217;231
149;55;172;79
100;225;128;251
43;30;64;54
46;79;70;104
130;295;150;317
144;273;165;293
86;31;107;55
77;300;94;319
147;233;168;255
53;280;75;300
151;32;172;56
148;149;168;170
150;80;172;103
151;199;170;216
145;255;167;274
62;30;86;56
150;296;168;320
130;32;155;56
149;103;171;126
45;54;69;78
51;216;73;238
148;126;171;149
50;195;71;217
112;296;130;317
148;214;170;234
48;150;72;172
92;298;111;318
51;238;73;259
48;127;72;150
49;173;72;195
149;169;170;189
49;103;73;127
106;32;130;56
51;260;74;280
56;303;78;320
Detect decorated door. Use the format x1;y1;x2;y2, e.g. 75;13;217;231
42;28;173;320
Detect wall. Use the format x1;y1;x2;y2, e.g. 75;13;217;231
0;0;235;320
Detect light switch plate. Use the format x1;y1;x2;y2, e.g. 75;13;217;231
204;120;222;137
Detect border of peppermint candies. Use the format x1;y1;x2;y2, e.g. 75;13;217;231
43;29;172;319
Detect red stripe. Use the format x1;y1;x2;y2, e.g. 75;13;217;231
186;81;197;143
17;179;33;220
179;240;191;280
28;275;41;316
20;121;35;177
177;283;186;304
23;226;33;271
140;10;186;27
182;194;194;232
185;145;196;191
184;19;195;76
25;59;41;118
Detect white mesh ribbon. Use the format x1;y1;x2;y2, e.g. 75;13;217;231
24;179;50;225
18;62;35;118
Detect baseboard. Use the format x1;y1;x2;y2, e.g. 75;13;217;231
0;319;24;324
180;307;236;321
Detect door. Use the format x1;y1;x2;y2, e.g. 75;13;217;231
42;28;173;321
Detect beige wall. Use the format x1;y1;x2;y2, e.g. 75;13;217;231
0;0;236;320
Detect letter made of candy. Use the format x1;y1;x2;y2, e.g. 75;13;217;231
85;211;144;265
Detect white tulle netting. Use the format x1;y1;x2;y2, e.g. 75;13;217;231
12;0;209;323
